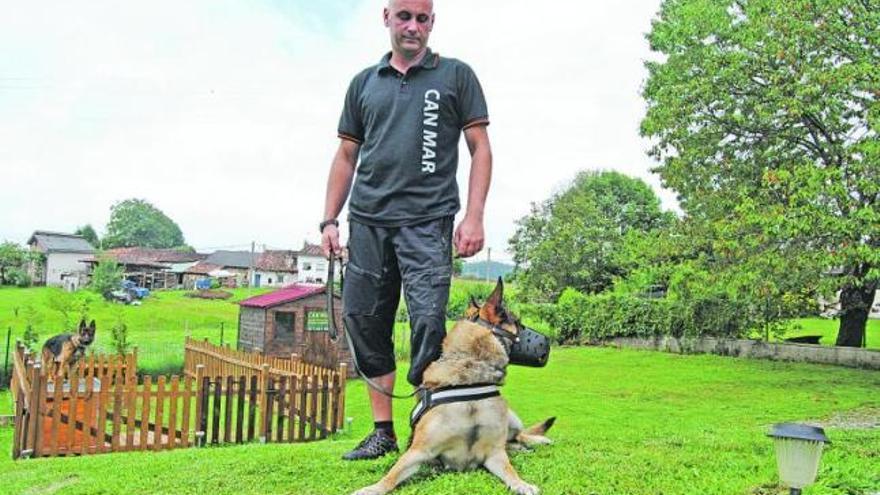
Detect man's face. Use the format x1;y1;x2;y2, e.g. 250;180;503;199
384;0;434;57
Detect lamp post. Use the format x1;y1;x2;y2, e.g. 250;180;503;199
767;423;831;495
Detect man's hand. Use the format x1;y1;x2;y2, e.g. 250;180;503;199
454;216;484;258
322;225;343;258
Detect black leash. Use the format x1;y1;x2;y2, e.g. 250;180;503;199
327;251;420;400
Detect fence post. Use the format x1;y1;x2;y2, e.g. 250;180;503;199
194;364;206;447
26;362;43;458
258;363;270;443
128;347;138;383
3;327;11;386
338;363;348;429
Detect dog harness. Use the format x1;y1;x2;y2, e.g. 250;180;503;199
409;383;501;428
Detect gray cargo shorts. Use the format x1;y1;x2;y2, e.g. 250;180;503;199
343;216;453;386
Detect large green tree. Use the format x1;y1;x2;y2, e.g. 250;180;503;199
103;199;186;249
509;171;673;302
642;0;879;346
0;241;26;285
74;224;100;248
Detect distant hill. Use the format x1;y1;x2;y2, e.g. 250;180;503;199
461;260;515;280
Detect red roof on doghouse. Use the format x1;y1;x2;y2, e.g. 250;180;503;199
238;284;327;309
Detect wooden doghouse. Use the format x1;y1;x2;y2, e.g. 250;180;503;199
237;284;354;376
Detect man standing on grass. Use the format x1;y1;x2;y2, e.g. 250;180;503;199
320;0;492;461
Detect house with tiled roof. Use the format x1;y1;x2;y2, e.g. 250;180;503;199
83;247;206;289
254;250;298;288
295;242;341;284
27;231;96;288
184;249;299;289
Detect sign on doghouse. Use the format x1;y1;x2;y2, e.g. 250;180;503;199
307;310;329;332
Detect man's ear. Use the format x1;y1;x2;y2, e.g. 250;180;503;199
383;7;390;27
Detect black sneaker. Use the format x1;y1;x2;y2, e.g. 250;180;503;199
342;429;399;461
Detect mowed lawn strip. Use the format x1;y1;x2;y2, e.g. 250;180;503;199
780;317;880;349
0;346;877;495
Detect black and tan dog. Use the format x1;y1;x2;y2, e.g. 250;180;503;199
41;319;96;377
351;280;554;495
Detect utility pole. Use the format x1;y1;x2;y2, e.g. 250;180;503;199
485;247;491;281
249;241;255;291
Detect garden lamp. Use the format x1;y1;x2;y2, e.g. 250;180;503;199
767;423;831;495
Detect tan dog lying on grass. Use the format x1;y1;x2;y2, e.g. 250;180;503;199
352;280;555;495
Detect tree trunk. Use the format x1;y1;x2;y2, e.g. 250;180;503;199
835;285;875;347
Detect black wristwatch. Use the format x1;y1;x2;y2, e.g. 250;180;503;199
319;218;339;233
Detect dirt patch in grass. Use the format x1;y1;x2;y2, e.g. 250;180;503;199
22;476;80;495
184;290;233;300
805;407;880;430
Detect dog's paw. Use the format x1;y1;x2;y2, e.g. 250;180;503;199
351;484;385;495
509;481;540;495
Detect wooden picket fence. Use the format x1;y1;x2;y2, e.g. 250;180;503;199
183;337;347;430
10;340;347;460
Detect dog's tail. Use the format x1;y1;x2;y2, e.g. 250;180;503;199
523;417;556;436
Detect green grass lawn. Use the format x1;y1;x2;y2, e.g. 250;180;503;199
0;287;275;375
0;346;877;495
780;318;880;349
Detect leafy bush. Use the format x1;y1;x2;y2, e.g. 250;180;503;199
21;305;42;352
110;313;131;356
6;268;31;287
89;254;124;298
541;258;813;344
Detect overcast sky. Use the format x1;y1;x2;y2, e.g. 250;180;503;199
1;0;676;262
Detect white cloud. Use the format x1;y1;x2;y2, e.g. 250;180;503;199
1;0;674;261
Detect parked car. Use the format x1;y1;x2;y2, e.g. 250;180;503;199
121;280;150;299
107;280;150;304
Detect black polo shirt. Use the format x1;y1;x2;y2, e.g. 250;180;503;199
337;48;489;227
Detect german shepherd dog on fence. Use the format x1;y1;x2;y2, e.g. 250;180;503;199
41;319;96;377
351;280;555;495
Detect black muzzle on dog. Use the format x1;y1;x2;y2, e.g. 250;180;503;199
509;325;551;367
477;319;551;368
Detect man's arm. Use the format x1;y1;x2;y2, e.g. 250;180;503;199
321;139;360;257
454;124;492;258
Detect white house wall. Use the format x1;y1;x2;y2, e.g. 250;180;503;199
253;271;295;288
45;253;90;286
297;255;338;284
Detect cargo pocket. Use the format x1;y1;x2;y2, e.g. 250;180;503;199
404;266;452;317
343;262;382;316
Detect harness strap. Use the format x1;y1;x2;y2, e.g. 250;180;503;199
410;383;501;428
473;318;520;343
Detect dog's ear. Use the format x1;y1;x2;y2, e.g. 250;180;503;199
79;319;88;332
88;319;96;332
480;278;505;324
